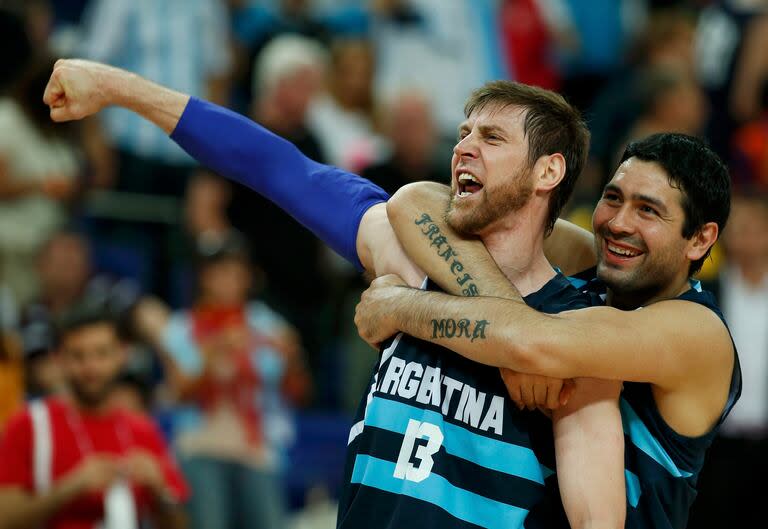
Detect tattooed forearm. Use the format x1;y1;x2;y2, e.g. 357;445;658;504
414;213;479;296
431;318;490;342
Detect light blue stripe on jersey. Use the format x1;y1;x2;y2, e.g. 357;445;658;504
620;399;693;478
625;470;641;507
566;276;588;289
365;397;550;484
351;454;529;529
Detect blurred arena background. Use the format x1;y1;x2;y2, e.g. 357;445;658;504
0;0;766;527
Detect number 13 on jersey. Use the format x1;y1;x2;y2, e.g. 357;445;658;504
394;419;445;483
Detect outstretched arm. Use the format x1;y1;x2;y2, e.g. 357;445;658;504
43;59;424;284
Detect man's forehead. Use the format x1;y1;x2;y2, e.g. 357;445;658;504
609;158;683;203
461;103;526;129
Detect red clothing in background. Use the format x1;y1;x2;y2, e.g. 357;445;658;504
0;398;188;529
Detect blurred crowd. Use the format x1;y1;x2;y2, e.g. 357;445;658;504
0;0;766;528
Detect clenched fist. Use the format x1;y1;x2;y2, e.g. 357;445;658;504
43;59;121;122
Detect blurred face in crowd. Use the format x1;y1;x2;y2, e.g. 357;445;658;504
58;323;126;409
592;158;705;304
447;104;535;235
38;234;90;300
386;93;437;171
723;196;768;267
273;64;324;124
654;77;707;135
330;41;374;110
199;257;252;306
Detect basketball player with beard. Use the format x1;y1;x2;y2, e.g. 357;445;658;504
41;59;625;529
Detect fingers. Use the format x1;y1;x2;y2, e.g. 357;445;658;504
559;379;576;406
533;381;549;410
545;380;562;410
43;75;63;107
519;380;535;410
500;369;524;410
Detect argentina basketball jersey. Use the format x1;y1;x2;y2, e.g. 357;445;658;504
573;270;742;529
337;273;592;529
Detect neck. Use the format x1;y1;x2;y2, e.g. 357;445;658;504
65;392;112;416
607;270;692;310
479;204;555;296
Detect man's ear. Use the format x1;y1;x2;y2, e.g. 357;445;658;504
535;153;566;193
687;221;719;263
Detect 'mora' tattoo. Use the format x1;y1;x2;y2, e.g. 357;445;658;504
415;213;479;296
431;318;490;342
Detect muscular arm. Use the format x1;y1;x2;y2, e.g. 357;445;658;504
387;182;623;528
361;285;734;436
44;59;418;279
387;182;596;282
553;379;624;529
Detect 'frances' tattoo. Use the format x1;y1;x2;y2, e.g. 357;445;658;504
415;213;479;296
431;318;490;342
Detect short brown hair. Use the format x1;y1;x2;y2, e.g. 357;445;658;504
464;81;590;235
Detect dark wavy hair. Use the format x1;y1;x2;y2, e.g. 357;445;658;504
620;133;731;275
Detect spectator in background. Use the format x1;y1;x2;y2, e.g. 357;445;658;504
579;7;699;205
360;90;443;194
0;56;80;307
144;233;309;529
372;0;508;139
620;66;708;161
20;319;64;401
689;191;768;529
499;0;563;91
730;87;768;190
20;231;155;403
22;231;143;346
555;0;647;110
227;0;331;112
308;38;385;171
78;0;232;298
238;35;330;361
184;35;331;384
0;308;189;529
696;0;768;159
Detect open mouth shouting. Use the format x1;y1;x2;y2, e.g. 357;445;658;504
456;172;484;198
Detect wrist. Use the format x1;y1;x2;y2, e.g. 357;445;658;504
101;66;134;110
57;472;85;501
386;286;415;333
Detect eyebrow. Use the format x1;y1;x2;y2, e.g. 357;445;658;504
457;123;508;138
604;184;669;214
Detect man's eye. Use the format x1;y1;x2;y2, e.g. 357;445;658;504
640;205;658;215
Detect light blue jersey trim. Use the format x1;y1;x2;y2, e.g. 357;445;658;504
351;454;529;529
620;399;693;478
365;397;549;484
625;469;641;507
566;276;588;289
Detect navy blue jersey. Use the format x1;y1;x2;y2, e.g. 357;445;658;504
571;271;742;529
337;273;591;529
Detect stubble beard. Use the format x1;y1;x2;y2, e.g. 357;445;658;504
446;169;535;235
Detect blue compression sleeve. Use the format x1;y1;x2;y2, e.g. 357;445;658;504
170;97;389;270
